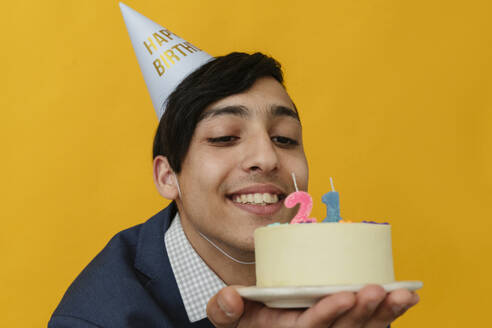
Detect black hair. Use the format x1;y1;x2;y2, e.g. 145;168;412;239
152;52;285;173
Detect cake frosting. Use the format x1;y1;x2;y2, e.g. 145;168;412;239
254;222;395;287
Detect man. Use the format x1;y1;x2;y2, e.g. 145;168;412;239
49;52;419;328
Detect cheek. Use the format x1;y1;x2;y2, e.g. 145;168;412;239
182;150;236;196
280;152;309;188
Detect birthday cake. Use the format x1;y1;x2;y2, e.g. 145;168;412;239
254;222;394;287
254;181;395;288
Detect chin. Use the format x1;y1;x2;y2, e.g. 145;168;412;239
229;230;256;254
241;242;256;254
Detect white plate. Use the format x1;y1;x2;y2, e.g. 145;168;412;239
236;281;423;308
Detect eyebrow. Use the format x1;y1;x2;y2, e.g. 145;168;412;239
199;104;300;122
199;105;249;121
270;105;300;121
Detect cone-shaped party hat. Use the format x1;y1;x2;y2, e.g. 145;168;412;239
119;3;213;120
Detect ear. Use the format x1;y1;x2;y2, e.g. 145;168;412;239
153;155;179;200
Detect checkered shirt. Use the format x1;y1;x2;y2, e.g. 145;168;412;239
164;213;226;323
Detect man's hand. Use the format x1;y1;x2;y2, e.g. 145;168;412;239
207;285;419;328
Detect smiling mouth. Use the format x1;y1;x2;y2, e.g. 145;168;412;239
227;192;286;206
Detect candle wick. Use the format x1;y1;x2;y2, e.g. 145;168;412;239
291;172;299;192
330;177;336;192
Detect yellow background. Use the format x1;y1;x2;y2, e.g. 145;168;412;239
2;0;491;326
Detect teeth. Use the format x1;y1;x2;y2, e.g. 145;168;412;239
254;193;262;203
247;194;254;203
232;193;280;205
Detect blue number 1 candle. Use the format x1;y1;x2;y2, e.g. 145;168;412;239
322;177;343;222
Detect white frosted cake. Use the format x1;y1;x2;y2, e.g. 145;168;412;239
254;222;394;287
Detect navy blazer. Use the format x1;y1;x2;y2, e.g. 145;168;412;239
49;203;215;328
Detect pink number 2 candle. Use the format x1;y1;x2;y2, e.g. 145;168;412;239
285;173;317;224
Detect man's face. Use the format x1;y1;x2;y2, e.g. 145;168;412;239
177;77;308;253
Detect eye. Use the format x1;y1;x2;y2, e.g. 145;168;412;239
271;136;299;147
207;136;239;146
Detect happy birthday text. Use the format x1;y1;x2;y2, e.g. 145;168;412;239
143;29;202;77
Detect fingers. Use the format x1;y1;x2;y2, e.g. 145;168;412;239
207;286;419;328
331;284;386;328
207;286;245;328
296;291;356;328
364;288;420;328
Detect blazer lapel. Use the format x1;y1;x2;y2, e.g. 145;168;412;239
134;203;188;322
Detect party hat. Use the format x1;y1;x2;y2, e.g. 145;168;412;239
119;3;213;120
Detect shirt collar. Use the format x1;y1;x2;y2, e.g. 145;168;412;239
164;213;226;323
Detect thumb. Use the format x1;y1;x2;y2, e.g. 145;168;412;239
207;286;244;328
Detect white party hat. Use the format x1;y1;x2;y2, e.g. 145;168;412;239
119;3;213;120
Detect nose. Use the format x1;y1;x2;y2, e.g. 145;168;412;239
241;132;279;174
